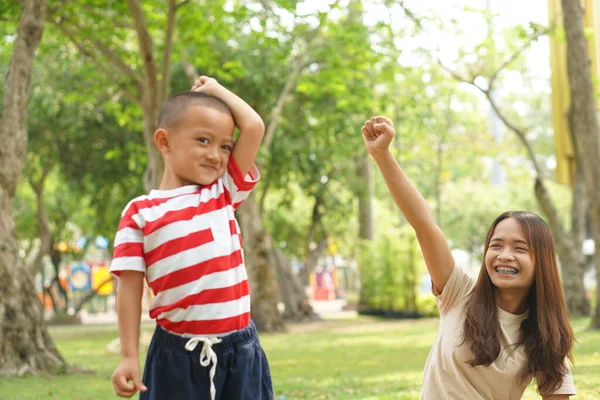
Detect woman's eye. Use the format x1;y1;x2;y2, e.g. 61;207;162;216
516;247;528;252
222;145;233;151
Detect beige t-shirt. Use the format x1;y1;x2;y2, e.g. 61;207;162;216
421;266;576;399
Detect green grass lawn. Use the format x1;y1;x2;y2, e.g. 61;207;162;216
0;317;598;399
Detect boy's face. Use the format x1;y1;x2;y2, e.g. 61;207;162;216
164;105;235;186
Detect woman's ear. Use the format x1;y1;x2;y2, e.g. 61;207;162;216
154;128;170;153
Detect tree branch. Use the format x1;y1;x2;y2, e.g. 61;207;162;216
482;89;545;177
488;26;552;90
176;0;191;9
439;61;545;178
440;32;570;249
438;60;473;84
76;4;134;29
87;36;141;84
535;178;569;242
58;17;141;86
54;23;140;103
126;0;158;105
181;60;200;82
159;0;177;105
263;54;308;150
399;1;426;32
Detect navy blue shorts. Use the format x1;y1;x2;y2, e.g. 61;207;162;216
140;321;274;400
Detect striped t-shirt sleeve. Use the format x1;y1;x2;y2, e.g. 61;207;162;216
223;155;260;209
110;213;146;277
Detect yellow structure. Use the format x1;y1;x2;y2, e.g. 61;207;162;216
92;266;114;295
549;0;600;185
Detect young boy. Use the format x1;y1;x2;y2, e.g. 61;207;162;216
110;76;273;400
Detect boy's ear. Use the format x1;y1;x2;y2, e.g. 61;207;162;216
154;128;171;153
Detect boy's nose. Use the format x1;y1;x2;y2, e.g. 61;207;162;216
206;149;219;162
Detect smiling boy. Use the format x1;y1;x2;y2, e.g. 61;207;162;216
110;76;273;400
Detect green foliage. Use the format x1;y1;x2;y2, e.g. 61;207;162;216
416;294;439;318
10;21;147;242
2;1;577;297
13;170;95;243
357;225;425;313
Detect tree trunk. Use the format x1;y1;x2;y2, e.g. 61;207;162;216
236;193;285;332
561;0;600;328
459;56;592;317
27;168;52;277
273;248;318;321
0;0;66;376
566;164;591;316
49;242;69;313
298;186;329;285
141;109;163;190
357;155;375;240
535;175;590;316
299;238;328;286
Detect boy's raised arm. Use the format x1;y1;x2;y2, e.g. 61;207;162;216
363;116;455;294
192;76;264;176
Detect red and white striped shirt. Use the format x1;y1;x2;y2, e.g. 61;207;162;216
110;156;259;337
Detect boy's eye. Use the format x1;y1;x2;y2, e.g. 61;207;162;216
197;137;208;144
221;145;233;151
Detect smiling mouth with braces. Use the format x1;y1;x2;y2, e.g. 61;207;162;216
495;267;518;275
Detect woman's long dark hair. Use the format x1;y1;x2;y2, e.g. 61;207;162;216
461;211;574;396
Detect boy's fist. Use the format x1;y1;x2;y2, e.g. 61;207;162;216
112;357;147;398
191;76;220;94
362;116;395;153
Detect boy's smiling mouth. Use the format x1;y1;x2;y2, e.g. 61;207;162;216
201;164;218;172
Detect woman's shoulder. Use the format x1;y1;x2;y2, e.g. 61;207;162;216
435;265;476;315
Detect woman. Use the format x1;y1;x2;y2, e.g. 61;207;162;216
361;116;575;399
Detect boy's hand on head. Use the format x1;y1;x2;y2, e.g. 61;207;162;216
191;75;222;95
362;116;395;154
112;357;147;398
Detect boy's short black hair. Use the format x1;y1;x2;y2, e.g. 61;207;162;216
157;91;233;130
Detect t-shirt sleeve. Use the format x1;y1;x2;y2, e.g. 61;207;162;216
222;155;260;209
548;358;576;396
109;213;146;277
434;265;475;315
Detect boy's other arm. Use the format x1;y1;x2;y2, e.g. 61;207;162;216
364;117;455;293
112;271;147;397
193;76;265;176
117;270;144;358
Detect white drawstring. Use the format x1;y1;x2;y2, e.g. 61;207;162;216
184;336;223;400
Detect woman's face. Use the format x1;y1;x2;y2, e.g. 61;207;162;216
484;218;536;293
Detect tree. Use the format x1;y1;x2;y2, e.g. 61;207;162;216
0;0;65;376
54;0;185;191
399;5;591;316
561;0;600;327
445;30;592;316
